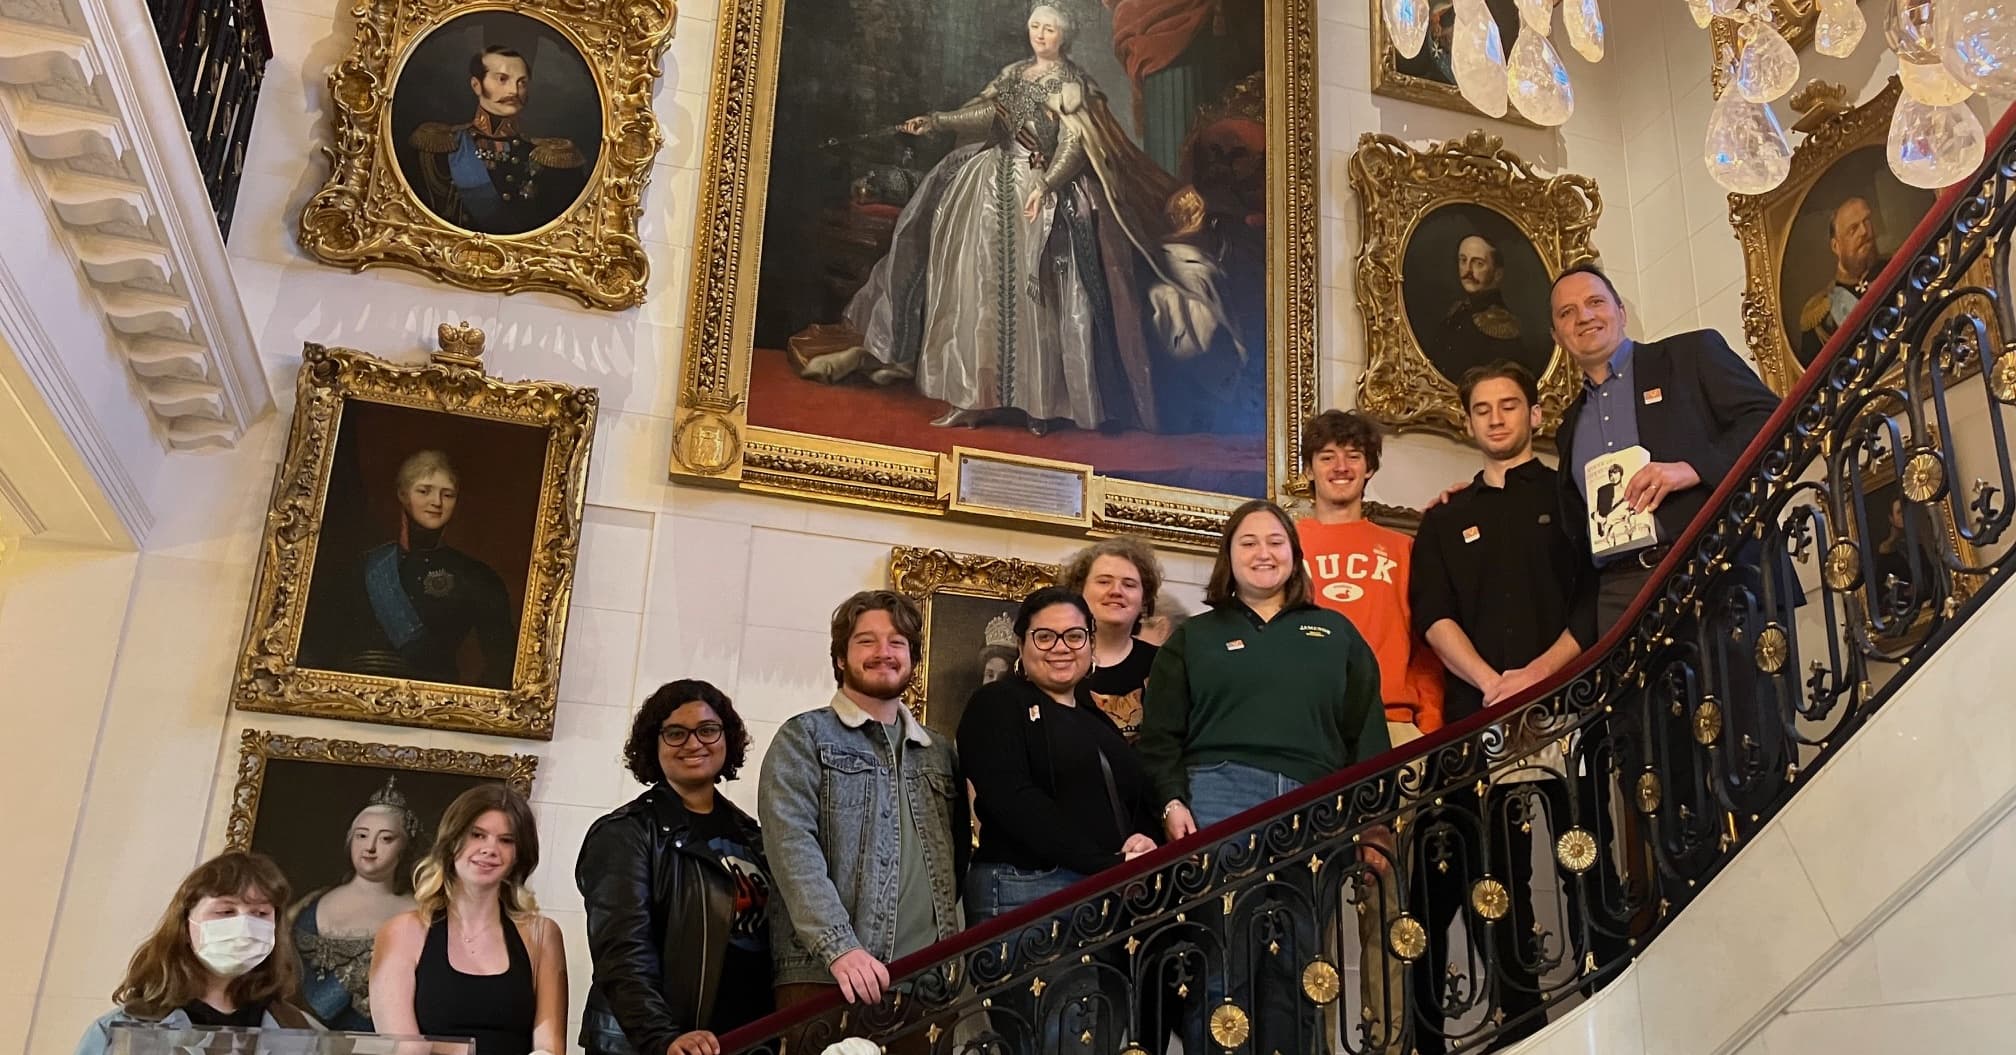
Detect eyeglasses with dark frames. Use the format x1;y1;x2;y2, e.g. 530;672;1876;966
1027;627;1092;651
660;722;726;748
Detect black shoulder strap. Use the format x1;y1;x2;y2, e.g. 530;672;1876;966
1092;742;1132;841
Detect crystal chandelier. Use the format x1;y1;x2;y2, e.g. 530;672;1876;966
1699;0;2006;193
1384;0;1605;126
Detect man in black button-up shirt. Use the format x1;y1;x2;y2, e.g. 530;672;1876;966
1412;364;1592;726
1404;361;1604;1052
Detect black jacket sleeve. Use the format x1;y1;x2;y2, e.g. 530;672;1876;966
576;814;685;1055
957;683;1124;876
1687;329;1782;486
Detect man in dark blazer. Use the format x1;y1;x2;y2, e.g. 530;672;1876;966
1549;265;1782;631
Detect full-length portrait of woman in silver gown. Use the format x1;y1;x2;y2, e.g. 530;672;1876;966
798;3;1180;436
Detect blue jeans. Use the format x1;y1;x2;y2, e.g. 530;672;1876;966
965;862;1087;922
1185;761;1326;1052
1189;760;1305;828
967;863;1117;1054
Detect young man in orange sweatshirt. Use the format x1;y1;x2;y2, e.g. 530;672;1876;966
1296;409;1446;747
1294;409;1442;1054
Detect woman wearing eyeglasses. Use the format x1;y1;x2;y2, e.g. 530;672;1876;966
576;680;772;1055
957;586;1162;925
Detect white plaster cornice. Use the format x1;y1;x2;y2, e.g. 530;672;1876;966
0;0;272;450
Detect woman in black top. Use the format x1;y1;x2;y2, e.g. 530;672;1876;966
1063;536;1165;740
371;785;566;1055
958;586;1161;922
577;680;773;1055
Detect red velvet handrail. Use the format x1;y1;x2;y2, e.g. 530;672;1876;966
720;100;2016;1051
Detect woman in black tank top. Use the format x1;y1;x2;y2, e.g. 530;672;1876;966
370;785;568;1055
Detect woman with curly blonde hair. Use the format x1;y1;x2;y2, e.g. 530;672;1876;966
75;851;312;1054
1061;534;1165;739
370;784;567;1055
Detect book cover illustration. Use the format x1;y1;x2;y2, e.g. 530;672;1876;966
1586;444;1659;558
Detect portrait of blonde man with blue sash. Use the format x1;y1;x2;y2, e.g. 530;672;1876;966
298;449;519;689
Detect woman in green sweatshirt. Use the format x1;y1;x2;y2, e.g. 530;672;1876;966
1136;498;1394;1054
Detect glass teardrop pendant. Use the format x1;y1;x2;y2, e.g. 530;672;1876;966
1566;0;1607;62
1453;0;1510;117
1888;94;1987;188
1385;0;1432;59
1887;0;1941;64
1703;88;1792;193
1686;0;1713;30
1815;0;1867;58
1898;56;1976;105
1939;1;2016;98
1736;21;1801;103
1515;0;1553;31
1507;30;1575;125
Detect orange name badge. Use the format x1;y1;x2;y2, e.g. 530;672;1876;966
1643;387;1664;405
1461;525;1481;544
1226;639;1245;651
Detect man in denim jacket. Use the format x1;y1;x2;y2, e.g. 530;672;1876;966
760;590;968;1046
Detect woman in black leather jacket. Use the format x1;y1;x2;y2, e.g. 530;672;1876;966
576;680;772;1055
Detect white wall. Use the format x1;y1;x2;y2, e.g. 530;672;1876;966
9;1;1733;1051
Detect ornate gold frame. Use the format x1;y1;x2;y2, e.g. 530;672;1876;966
1348;131;1599;442
231;325;597;740
667;0;1320;550
224;729;539;850
1709;1;1817;98
1730;80;1998;394
889;546;1060;725
1365;0;1537;127
298;0;676;308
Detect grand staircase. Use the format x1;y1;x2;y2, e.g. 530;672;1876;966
721;102;2016;1055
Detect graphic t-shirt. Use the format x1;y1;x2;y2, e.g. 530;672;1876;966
1083;639;1159;740
685;806;773;1033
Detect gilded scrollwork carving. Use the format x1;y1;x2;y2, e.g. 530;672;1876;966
298;0;675;308
1348;131;1600;442
225;729;539;851
231;326;597;740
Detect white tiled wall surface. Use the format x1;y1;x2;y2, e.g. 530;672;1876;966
12;0;2010;1053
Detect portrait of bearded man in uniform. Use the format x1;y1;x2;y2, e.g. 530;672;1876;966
389;15;604;237
1775;145;1935;373
1797;196;1887;366
1401;202;1556;386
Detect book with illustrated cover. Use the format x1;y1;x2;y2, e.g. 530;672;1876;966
1585;445;1658;558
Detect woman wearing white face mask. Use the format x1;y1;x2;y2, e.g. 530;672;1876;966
76;851;315;1054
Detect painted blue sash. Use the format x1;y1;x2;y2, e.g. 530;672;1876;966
446;129;504;224
362;543;426;650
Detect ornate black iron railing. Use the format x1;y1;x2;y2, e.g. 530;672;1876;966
723;103;2016;1055
148;0;272;237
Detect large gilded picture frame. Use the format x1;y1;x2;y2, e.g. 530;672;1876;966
1730;80;1997;394
890;545;1060;736
668;0;1321;550
231;325;597;740
224;729;537;1030
298;0;676;308
1349;131;1600;442
1366;0;1537;127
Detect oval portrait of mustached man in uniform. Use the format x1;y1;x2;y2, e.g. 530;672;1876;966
388;11;603;236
